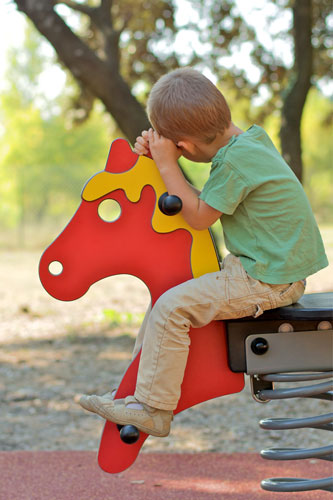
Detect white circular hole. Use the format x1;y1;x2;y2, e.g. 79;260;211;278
49;261;63;276
98;199;121;222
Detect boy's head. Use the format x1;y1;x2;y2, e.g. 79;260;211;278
147;67;231;145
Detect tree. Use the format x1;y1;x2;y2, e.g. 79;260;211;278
193;0;331;182
12;0;178;143
12;0;332;180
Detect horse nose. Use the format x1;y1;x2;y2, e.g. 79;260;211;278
39;249;89;301
39;253;64;291
39;250;69;299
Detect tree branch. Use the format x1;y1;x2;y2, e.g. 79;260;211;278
100;0;113;24
58;0;121;70
14;0;150;142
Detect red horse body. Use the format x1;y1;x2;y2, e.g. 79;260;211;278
39;139;244;473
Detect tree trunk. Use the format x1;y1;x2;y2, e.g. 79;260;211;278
280;0;313;183
14;0;150;144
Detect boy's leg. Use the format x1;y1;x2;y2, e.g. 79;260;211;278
134;267;240;411
79;273;222;436
131;302;152;360
134;272;227;410
78;255;305;435
134;255;305;411
78;266;228;434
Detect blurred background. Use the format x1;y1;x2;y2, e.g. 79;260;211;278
0;0;332;251
0;0;332;454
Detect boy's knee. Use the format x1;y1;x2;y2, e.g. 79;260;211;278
150;289;191;331
151;290;176;321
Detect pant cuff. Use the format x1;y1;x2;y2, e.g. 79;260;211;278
134;388;177;411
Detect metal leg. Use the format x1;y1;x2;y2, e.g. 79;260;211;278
256;371;333;493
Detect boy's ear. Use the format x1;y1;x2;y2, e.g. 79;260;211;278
177;140;196;154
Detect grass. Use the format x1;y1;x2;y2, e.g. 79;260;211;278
103;309;145;328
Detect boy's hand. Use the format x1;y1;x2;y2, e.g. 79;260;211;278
147;129;182;166
133;129;181;166
134;132;221;231
133;130;150;156
133;130;149;155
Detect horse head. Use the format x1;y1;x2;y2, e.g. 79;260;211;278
39;139;220;304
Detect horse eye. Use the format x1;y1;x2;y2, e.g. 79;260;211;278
158;192;183;216
48;261;63;276
98;199;121;222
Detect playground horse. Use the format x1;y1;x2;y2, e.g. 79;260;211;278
39;138;244;473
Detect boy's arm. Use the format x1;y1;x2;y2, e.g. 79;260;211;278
186;181;201;196
147;130;222;230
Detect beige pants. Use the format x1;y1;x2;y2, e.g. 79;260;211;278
133;254;305;411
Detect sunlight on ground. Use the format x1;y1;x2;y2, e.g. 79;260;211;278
98;351;132;361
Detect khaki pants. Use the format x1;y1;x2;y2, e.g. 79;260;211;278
133;254;305;411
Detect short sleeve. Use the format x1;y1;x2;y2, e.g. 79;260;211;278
200;162;252;215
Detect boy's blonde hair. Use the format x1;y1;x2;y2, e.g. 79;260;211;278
147;67;231;144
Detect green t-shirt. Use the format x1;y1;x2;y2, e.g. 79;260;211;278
199;125;328;284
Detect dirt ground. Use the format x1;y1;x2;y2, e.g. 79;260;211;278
0;240;332;455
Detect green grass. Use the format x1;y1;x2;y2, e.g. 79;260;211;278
103;309;145;328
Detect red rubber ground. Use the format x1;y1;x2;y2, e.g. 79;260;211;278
0;452;331;500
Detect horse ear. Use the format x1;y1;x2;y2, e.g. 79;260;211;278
105;138;138;173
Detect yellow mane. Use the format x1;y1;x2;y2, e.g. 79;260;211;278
82;155;220;278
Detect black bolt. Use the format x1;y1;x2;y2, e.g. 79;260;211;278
158;192;182;216
251;337;269;355
119;424;140;444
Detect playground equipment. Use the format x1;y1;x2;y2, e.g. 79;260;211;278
227;292;333;492
39;139;333;493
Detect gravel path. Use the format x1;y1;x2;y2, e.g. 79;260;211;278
0;250;332;455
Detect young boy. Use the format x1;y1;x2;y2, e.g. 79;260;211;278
79;68;328;437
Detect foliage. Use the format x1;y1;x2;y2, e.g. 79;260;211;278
12;0;332;181
0;5;331;249
302;90;333;222
55;0;332;121
0;26;110;239
53;0;180;121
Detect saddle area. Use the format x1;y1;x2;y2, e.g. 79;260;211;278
263;291;333;320
227;291;333;375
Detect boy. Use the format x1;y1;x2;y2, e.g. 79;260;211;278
79;68;328;437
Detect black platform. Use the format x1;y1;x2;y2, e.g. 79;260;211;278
226;292;333;373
